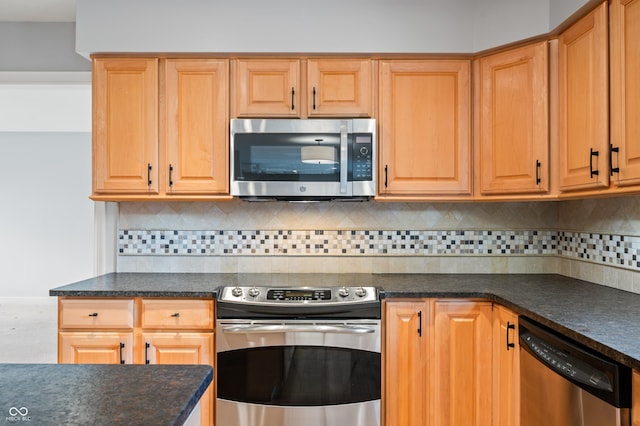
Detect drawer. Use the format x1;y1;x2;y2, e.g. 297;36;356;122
59;298;134;329
140;299;214;329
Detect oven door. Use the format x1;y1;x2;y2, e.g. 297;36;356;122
216;319;381;426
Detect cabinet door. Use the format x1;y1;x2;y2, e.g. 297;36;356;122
141;332;214;426
633;369;640;426
558;2;609;191
163;59;229;194
610;0;640;187
307;59;372;117
379;60;471;196
235;59;300;117
492;305;520;426
59;332;133;364
433;300;492;426
93;58;159;194
479;41;549;194
385;300;430;426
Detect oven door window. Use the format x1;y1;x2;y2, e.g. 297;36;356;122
217;345;381;406
233;133;342;182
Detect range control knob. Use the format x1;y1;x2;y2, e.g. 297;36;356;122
355;287;367;297
248;287;260;298
231;287;243;297
338;287;350;298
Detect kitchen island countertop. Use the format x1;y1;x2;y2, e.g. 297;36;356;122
0;363;212;425
51;272;640;371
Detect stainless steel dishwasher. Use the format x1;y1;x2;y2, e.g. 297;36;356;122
519;317;632;426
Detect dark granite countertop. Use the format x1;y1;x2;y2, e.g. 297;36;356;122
0;364;212;425
50;272;640;371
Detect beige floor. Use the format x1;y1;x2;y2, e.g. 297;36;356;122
0;297;58;363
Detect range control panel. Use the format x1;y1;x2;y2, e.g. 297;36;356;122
219;286;379;305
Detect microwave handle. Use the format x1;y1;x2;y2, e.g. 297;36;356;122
340;122;348;194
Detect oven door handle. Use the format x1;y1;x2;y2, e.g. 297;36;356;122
220;324;377;334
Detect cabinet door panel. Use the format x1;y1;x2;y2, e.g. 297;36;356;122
59;298;134;329
307;59;372;116
558;3;609;191
235;59;300;117
380;60;471;196
492;305;520;426
385;300;430;426
140;299;214;329
611;0;640;187
59;332;133;364
164;59;229;194
433;300;492;426
479;42;549;194
93;58;158;194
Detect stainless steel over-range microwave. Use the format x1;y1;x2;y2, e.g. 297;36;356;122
230;118;376;201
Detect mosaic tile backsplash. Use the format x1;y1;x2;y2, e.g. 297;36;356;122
118;229;640;272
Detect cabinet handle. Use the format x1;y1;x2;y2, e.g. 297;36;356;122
147;163;153;187
88;312;98;317
169;164;174;188
291;87;295;110
417;310;422;337
171;312;180;317
145;342;150;364
384;165;388;188
506;321;516;351
589;148;599;178
610;144;620;176
312;87;317;110
119;342;125;364
535;160;541;185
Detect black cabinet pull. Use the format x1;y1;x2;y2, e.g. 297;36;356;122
417;310;423;337
291;87;295;110
145;342;150;364
535;160;541;185
171;312;180;317
589;148;599;178
169;164;174;188
610;144;620;176
312;87;317;110
88;312;98;317
147;163;153;187
119;342;125;364
384;165;388;188
506;321;516;351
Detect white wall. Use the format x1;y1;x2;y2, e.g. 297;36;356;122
0;79;94;297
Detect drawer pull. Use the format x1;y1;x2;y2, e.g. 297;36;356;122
171;313;180;318
88;313;98;317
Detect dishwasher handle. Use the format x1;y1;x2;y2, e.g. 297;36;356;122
221;323;377;335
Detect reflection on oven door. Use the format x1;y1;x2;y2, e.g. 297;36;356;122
217;399;380;426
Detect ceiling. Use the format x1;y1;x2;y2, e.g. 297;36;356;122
0;0;76;22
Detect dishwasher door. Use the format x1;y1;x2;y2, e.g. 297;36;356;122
519;317;631;426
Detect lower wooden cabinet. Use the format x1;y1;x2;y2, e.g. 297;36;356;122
57;297;214;426
492;305;520;426
633;369;640;426
385;299;513;426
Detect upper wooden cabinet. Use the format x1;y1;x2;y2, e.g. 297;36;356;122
557;2;609;192
92;57;230;200
378;60;472;199
610;0;640;188
477;41;549;195
93;58;159;195
234;59;300;117
162;59;229;195
233;58;373;118
307;59;372;117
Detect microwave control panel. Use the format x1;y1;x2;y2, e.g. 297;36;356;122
352;134;373;181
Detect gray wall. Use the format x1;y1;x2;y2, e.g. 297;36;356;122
0;22;90;71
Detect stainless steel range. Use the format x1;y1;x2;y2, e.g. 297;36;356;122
216;285;381;426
